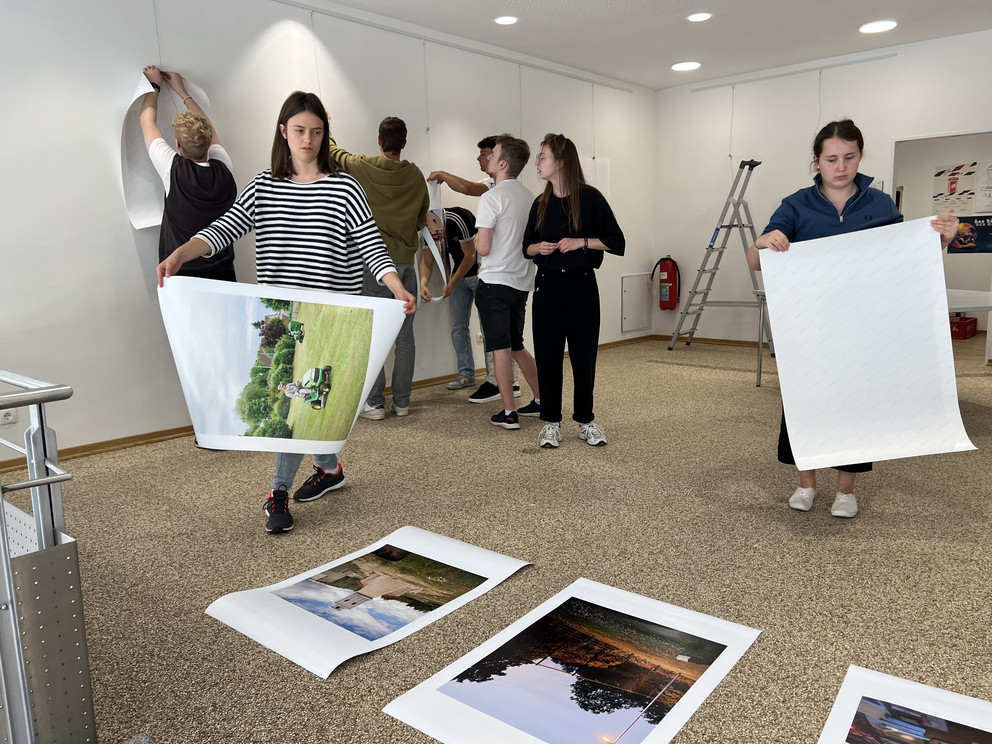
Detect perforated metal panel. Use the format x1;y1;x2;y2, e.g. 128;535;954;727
2;504;39;560
11;540;95;743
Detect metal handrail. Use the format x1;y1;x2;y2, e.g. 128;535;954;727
1;474;73;496
0;370;74;547
0;370;73;409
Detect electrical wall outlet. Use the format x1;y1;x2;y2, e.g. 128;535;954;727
0;409;17;426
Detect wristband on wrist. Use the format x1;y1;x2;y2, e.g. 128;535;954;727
583;238;588;252
183;95;193;105
150;82;161;91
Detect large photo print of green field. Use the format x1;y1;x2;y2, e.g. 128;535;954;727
238;297;372;440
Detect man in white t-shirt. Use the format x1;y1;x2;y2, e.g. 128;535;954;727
474;134;541;430
140;66;237;280
428;136;521;403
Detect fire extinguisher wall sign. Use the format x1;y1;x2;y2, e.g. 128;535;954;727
650;256;680;310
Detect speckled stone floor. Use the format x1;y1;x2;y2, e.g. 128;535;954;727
7;338;990;744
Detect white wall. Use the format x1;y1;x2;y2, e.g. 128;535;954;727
0;0;656;449
653;30;992;341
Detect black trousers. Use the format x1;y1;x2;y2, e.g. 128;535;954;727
532;268;600;424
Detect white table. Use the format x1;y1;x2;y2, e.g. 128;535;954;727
755;288;992;386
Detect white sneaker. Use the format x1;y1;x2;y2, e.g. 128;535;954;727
359;403;385;420
788;487;816;511
578;422;607;446
831;492;858;518
390;402;409;417
539;422;561;449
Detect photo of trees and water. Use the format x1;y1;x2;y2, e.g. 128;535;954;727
439;596;726;744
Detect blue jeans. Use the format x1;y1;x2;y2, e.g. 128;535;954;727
364;263;417;408
272;452;338;491
449;275;477;377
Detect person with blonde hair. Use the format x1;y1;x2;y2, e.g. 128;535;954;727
140;65;238;280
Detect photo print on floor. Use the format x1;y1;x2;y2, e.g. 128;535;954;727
206;526;529;678
385;578;760;744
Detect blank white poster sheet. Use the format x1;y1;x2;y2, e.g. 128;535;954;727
760;217;975;470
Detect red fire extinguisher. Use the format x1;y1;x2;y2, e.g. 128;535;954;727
650;256;680;310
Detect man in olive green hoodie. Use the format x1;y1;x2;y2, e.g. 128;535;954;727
328;116;429;419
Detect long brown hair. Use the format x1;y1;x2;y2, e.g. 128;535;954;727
270;91;339;179
535;133;586;232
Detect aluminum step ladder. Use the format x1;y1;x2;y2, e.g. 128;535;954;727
668;159;774;358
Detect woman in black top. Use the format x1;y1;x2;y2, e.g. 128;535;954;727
523;133;625;449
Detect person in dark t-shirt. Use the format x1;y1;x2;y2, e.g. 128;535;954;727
419;206;480;388
140;65;237;281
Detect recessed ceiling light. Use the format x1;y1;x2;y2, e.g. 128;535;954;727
494;16;518;25
672;61;701;72
687;12;712;22
859;19;897;34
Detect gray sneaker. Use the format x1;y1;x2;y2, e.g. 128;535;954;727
359;402;385;420
446;374;475;390
578;422;607;446
539;422;561;449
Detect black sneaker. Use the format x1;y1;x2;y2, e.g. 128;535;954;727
490;410;520;429
518;398;541;417
513;382;521;398
293;464;347;502
469;381;501;404
264;489;294;533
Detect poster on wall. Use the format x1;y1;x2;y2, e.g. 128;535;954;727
206;526;529;678
157;276;404;453
817;666;992;743
384;578;760;744
932;161;992;253
759;218;975;471
121;74;216;230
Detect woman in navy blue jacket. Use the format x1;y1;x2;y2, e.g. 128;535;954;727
747;119;958;518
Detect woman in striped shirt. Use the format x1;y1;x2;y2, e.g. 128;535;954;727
157;91;415;535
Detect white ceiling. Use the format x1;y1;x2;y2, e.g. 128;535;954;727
322;0;992;89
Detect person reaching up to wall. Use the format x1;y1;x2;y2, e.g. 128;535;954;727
140;66;238;281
